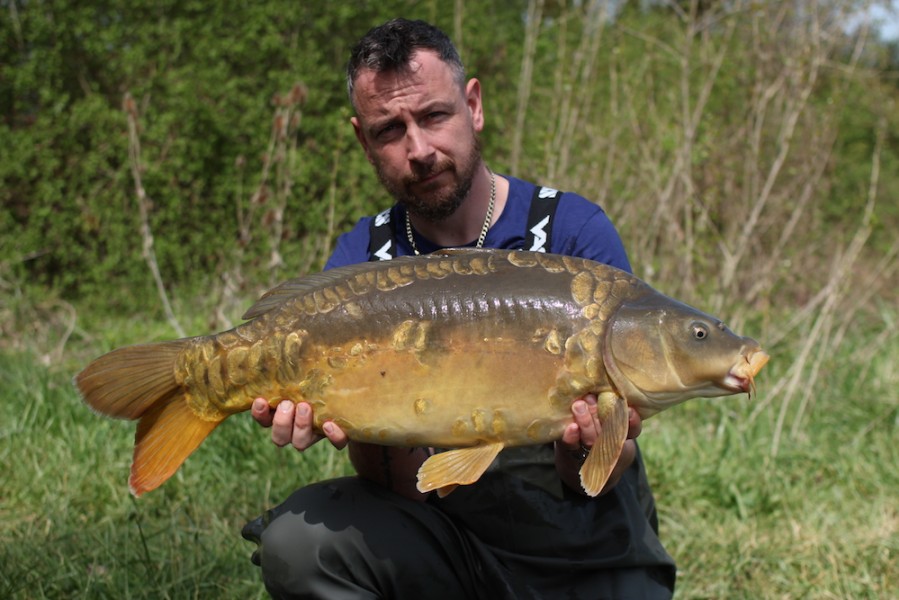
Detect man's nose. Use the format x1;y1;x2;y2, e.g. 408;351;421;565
406;124;435;164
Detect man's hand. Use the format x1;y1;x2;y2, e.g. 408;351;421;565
554;394;642;495
251;397;429;501
250;398;348;450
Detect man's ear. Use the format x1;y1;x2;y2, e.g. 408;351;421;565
351;116;374;163
465;78;484;132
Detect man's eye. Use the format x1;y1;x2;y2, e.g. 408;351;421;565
376;124;401;139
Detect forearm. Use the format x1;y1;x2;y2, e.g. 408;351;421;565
555;439;637;496
554;397;642;496
348;441;432;502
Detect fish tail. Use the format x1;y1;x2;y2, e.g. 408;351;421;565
74;340;222;496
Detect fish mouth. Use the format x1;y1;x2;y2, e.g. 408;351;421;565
723;350;770;395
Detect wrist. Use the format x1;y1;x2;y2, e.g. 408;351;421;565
554;441;591;495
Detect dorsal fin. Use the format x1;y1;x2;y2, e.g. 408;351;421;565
241;261;393;320
241;250;503;320
242;271;350;320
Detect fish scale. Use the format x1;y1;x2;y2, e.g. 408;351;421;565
75;248;768;497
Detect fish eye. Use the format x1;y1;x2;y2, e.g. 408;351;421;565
692;322;710;340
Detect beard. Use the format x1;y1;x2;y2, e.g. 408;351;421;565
374;135;483;222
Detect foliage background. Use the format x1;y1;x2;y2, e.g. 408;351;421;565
3;1;898;312
2;1;898;598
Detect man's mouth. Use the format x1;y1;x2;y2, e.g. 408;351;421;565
414;169;447;186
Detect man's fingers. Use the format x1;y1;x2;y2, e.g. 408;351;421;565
271;401;297;447
558;399;595;455
560;422;581;447
571;397;600;447
286;402;321;450
251;397;274;427
627;407;643;439
322;421;349;450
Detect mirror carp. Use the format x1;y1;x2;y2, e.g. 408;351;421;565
75;249;768;497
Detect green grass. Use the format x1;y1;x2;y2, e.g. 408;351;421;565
0;347;353;599
641;333;899;598
1;314;896;599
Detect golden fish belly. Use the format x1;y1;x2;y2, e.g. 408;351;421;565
302;332;575;448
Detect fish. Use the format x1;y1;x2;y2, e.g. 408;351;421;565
74;249;769;498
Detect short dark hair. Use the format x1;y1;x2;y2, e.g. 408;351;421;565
346;18;465;107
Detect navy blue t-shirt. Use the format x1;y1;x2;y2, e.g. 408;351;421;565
325;175;632;273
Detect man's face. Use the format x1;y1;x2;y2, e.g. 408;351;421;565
350;50;485;221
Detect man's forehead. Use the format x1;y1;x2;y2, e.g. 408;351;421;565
352;51;459;108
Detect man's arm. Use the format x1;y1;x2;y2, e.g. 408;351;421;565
251;398;429;501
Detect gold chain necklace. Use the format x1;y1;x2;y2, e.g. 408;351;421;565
405;168;496;256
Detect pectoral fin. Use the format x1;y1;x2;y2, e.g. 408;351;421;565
579;393;629;496
416;442;504;497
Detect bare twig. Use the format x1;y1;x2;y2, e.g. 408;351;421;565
770;115;883;454
547;0;608;181
454;0;465;63
214;83;308;317
321;145;341;266
510;0;544;175
8;0;24;51
123;93;185;338
266;84;305;287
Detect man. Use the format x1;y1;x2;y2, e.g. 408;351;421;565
243;18;676;599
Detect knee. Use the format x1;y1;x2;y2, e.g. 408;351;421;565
258;509;334;593
256;479;387;596
257;485;357;588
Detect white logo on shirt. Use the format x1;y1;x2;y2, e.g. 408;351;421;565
374;240;393;261
529;215;550;252
374;209;391;227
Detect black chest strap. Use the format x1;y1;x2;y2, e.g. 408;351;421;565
524;186;562;253
368;208;397;261
368;186;563;260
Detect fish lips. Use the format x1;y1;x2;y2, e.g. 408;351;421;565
722;348;770;395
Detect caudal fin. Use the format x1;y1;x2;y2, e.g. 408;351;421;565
129;393;221;496
74;341;223;496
